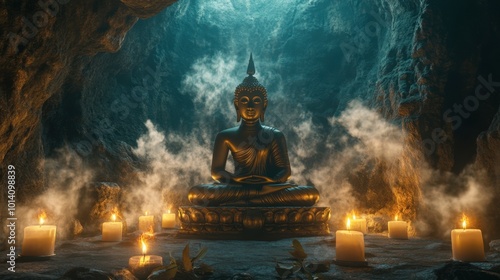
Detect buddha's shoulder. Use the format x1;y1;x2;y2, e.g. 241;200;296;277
216;126;239;137
261;125;285;138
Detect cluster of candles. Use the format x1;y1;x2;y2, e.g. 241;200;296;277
137;208;176;233
21;207;178;256
20;209;486;266
334;212;486;264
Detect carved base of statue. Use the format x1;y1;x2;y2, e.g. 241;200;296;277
177;206;331;239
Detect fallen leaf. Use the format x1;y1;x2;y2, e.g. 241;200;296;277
182;243;193;272
289;239;307;260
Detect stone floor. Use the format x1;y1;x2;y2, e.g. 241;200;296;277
1;229;500;279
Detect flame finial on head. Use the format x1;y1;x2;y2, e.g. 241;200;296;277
247;53;255;76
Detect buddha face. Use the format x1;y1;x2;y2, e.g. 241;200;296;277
235;90;267;123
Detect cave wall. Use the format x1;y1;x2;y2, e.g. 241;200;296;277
0;0;176;246
1;0;499;240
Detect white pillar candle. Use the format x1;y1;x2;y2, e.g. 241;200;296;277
335;218;365;262
162;211;176;228
21;225;57;256
388;215;408;239
102;214;123;242
451;216;485;262
351;215;367;234
336;230;365;262
138;213;155;232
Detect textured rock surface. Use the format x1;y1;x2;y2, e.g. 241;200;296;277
0;0;173;200
0;0;175;246
79;182;126;234
1;0;500;247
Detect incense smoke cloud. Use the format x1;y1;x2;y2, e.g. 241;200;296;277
298;100;406;227
325;101;491;236
123;120;213;227
417;167;492;237
18;148;94;239
181;53;240;123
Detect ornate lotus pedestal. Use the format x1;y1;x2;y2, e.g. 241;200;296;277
178;206;331;239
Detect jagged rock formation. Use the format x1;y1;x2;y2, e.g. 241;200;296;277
0;0;175;206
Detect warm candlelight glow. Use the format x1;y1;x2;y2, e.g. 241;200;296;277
129;233;163;277
162;205;176;229
348;211;367;234
451;213;485;261
141;239;147;255
102;213;123;242
22;210;56;256
38;211;47;225
336;217;366;263
388;214;408;239
139;212;155;232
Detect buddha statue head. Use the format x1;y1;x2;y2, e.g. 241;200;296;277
234;54;268;123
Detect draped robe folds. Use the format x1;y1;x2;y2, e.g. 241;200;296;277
188;126;319;206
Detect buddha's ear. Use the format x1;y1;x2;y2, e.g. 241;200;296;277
234;101;241;122
260;103;267;122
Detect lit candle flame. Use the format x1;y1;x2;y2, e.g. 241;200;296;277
139;233;148;256
112;214;116;222
353;214;356;220
145;211;148;216
141;239;147;255
38;211;47;226
462;214;467;230
347;218;351;230
395;215;398;221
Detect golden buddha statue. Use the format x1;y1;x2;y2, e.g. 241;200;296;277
188;54;319;207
